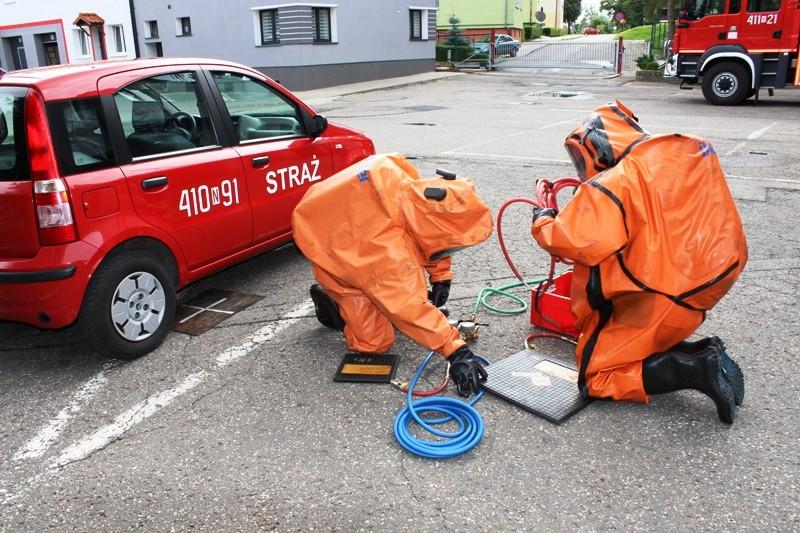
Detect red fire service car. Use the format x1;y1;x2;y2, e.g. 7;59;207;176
0;58;375;358
665;0;800;104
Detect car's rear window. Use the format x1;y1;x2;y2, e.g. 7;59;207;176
0;87;30;182
47;97;115;175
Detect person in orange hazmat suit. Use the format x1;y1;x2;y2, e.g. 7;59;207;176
292;153;494;396
531;101;748;423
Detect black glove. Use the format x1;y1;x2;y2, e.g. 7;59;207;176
447;345;488;397
428;281;451;308
533;207;558;222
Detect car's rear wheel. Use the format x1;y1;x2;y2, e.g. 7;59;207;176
80;250;176;359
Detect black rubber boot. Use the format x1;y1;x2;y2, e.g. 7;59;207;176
670;336;744;406
642;346;736;424
309;284;345;331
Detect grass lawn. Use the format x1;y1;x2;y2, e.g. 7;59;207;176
616;23;667;41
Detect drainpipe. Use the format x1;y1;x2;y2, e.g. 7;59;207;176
504;0;509;30
128;0;141;58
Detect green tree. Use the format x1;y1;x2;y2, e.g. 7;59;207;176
564;0;583;33
445;15;469;46
581;7;611;32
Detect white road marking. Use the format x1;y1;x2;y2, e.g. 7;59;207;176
49;298;314;469
747;122;777;140
727;174;800;184
445;151;571;164
537;118;580;130
215;299;314;367
11;364;113;462
52;370;208;468
727;122;778;155
443;131;530;154
725;141;747;156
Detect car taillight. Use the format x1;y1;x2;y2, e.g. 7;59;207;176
25;90;77;245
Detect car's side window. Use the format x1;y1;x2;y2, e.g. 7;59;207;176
113;71;217;159
210;71;305;143
47;97;114;175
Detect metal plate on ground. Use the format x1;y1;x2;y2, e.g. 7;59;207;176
172;289;262;336
483;349;592;424
334;353;399;383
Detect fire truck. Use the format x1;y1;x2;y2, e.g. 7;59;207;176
664;0;799;105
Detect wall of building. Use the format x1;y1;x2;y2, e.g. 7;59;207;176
0;0;136;71
437;0;524;30
132;0;438;90
436;0;563;37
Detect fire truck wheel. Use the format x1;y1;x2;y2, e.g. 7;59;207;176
702;62;750;106
80;250;177;359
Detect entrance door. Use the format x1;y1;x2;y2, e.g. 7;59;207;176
738;0;783;51
11;38;27;70
43;42;60;65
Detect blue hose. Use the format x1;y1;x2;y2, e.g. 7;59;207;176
393;352;488;459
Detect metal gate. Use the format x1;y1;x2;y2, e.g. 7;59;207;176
455;37;651;74
495;40;620;71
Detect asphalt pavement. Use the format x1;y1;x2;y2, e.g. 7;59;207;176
1;69;799;531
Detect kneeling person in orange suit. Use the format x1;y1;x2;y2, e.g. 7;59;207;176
531;102;748;423
292;154;494;396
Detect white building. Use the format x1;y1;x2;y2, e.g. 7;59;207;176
0;0;136;71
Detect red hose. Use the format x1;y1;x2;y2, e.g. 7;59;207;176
496;177;582;341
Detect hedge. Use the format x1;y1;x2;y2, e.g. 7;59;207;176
435;44;488;62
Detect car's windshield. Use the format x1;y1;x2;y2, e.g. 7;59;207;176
0;87;29;182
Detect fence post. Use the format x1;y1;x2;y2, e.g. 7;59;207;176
616;35;624;75
490;28;497;66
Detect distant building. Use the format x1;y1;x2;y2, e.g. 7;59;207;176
436;0;563;42
0;0;136;71
131;0;439;91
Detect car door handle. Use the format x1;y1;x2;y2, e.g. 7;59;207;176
772;30;782;39
251;156;270;168
141;176;168;190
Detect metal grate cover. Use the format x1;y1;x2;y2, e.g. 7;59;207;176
483;349;592;424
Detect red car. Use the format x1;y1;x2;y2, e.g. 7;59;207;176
0;58;375;358
583;27;600;35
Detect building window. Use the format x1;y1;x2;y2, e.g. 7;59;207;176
409;9;423;40
747;0;780;10
74;29;90;56
176;17;191;36
111;25;125;53
313;7;331;42
260;9;278;44
145;20;159;39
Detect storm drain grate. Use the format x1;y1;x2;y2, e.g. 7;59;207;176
173;289;262;336
529;90;584;98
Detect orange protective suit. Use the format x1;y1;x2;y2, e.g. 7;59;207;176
532;102;748;402
292;153;493;357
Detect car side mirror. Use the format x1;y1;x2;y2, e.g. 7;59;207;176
310;114;328;137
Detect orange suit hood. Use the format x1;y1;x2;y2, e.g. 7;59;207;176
533;102;747;403
564;100;650;180
292;153;493;357
403;177;494;262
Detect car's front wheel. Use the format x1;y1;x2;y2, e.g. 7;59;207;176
702;61;751;106
80;250;176;359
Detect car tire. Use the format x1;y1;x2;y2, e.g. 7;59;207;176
510;48;518;57
80;250;176;359
702;62;751;106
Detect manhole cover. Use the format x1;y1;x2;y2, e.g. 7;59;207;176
404;105;447;112
529;90;584;98
173;289;262;335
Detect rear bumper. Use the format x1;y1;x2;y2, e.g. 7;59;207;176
0;266;76;283
0;241;99;329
